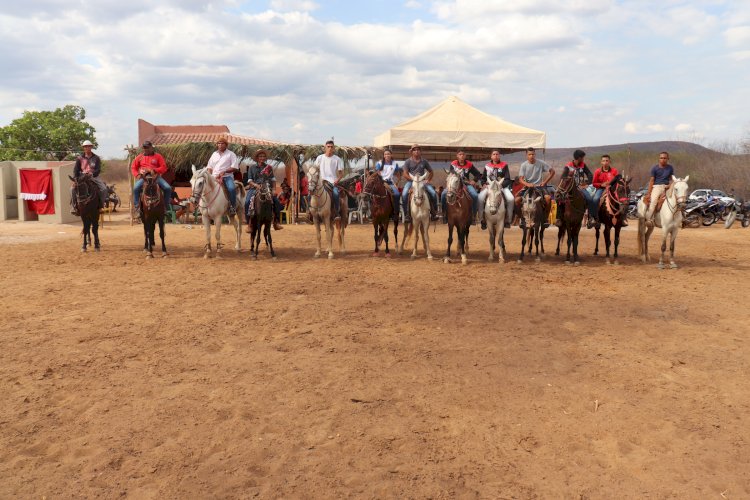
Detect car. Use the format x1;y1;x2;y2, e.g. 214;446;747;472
688;189;735;204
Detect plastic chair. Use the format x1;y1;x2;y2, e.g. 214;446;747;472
279;204;293;224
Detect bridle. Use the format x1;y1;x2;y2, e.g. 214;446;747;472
605;179;629;219
74;175;97;208
445;173;465;206
665;179;688;214
142;173;163;210
190;170;221;208
486;180;503;215
364;173;388;199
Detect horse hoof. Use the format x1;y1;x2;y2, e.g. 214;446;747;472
461;257;468;266
535;257;541;263
272;256;278;261
371;252;379;257
81;248;86;253
605;260;611;265
565;260;571;265
427;255;433;261
146;254;153;259
328;254;334;260
574;261;581;266
252;255;257;260
95;247;100;252
613;260;620;266
162;253;167;258
443;257;451;264
314;253;320;259
204;254;210;259
670;263;678;269
517;259;523;263
410;254;416;260
657;263;665;270
499;258;505;264
385;253;392;259
488;256;494;262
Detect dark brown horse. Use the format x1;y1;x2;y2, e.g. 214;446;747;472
140;171;167;258
69;174;102;252
249;176;276;260
554;175;586;265
443;172;472;265
363;171;398;257
594;176;631;265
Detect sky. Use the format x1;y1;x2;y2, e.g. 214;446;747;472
1;0;749;158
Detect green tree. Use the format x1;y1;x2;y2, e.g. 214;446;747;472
0;105;97;161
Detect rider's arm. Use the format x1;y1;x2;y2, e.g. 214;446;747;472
541;168;555;186
73;157;82;178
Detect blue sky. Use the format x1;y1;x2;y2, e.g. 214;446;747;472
0;0;748;158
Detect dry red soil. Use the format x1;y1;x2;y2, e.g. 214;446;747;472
1;216;749;498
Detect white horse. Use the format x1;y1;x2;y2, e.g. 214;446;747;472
484;179;507;263
400;172;433;260
189;166;245;258
307;165;346;259
637;175;689;269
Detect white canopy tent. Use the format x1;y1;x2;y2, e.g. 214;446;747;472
373;96;546;161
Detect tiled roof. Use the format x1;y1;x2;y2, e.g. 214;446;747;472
149;132;278;147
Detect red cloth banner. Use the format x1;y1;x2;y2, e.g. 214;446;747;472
19;169;55;215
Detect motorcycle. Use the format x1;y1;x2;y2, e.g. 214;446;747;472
106;183;121;212
724;198;750;228
682;200;707;228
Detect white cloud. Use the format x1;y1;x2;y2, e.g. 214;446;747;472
405;0;422;8
675;123;693;132
269;0;319;12
624;122;665;134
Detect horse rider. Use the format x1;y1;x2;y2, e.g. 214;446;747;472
401;144;438;223
442;150;481;224
314;140;345;221
592;154;627;226
375;148;401;222
206;136;238;216
70;140;107;215
643;152;675;228
244;149;283;231
132;140;171;213
514;147;555;228
477;149;514;230
554;149;595;228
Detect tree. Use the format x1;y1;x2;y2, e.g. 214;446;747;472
0;105;97;161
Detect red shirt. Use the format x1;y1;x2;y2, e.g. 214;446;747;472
131;153;168;177
355;181;362;194
300;176;309;195
592;167;619;188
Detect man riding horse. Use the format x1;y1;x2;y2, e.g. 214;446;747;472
132;141;171;215
70;140;107;216
592;154;627;227
643;152;676;228
442;150;481;224
314;140;345;221
207;137;239;216
555;149;595;228
514;147;555;228
477;149;514;230
245;149;283;231
401;144;438;223
374;148;401;222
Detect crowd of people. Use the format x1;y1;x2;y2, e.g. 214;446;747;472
69;138;680;231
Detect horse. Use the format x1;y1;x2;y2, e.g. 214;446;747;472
140;171;167;258
363;171;398;257
637;176;690;269
249;176;276;260
517;189;546;263
594;177;631;265
443;172;472;265
69;174;102;253
484;178;507;263
307;165;348;259
554;175;586;265
400;172;433;260
189;166;245;259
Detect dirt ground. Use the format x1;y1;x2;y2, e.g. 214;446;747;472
1;214;749;499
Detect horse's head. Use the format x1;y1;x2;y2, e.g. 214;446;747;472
412;172;429;206
522;191;542;224
307;165;320;192
258;175;273;201
487;179;503;215
363;171;381;196
445;172;462;204
189;165;210;203
556;173;575;196
671;175;690;209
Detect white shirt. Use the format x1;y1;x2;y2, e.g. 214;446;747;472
377;162;398;183
315;154;343;183
207;149;238;178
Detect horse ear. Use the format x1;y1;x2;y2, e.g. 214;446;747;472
191;165;197;174
419;172;429;181
533;195;541;203
68;175;75;181
671;175;677;183
683;175;689;182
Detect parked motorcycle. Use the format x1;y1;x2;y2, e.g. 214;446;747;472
724;198;750;228
682;200;707;228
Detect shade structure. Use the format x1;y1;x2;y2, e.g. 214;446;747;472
373;96;546;161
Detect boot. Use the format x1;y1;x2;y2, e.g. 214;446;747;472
70;206;79;216
273;218;283;230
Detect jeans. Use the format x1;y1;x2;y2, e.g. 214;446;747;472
222;175;236;207
401;181;437;217
133;176;171;210
478;186;514;223
386;181;400;214
442;184;478;215
592;188;605;219
580;187;594;219
332;186;341;215
245;188;256;217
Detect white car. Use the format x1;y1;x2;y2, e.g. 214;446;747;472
688;189;734;204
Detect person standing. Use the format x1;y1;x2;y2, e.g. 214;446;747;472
644;152;675;227
132;141;171;213
514;147;555;227
477;149;514;229
314;140;345;221
442;150;481;223
206;137;238;216
299;168;309;213
401;144;438;222
70;140;107;215
375;148;402;222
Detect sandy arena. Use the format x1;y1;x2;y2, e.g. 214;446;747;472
1;215;749;498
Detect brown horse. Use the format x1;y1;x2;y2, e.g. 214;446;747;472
443;172;472;265
594;176;631;265
363;171;398;257
69;174;102;252
517;188;547;263
249;176;276;260
554;175;586;265
140;171;167;258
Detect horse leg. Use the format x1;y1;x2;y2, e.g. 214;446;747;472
518;228;526;263
422;222;433;261
203;216;212;258
613;225;621;265
233;215;242;252
393;219;399;254
313;217;322;258
573;227;580;265
372;224;380;256
594;225;600;256
253;223;261;259
93;219;100;251
384;223;391;257
339;219;346;256
444;224;453;263
658;229;668;269
603;225;612;264
326;218;335;259
669;228;678;269
459;228;468;266
644;225;654;263
266;223;275;259
539;224;545;256
534;226;541;262
215;220;223;258
158;217;167;257
488;223;496;261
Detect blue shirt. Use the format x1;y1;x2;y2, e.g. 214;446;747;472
650;164;674;185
